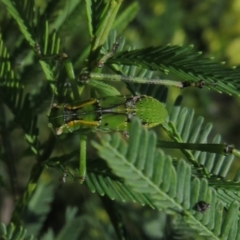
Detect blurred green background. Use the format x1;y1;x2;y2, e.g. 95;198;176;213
1;0;240;239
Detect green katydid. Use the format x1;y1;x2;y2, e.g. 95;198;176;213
49;95;168;183
50;99;171;183
49;95;168;135
39;41;235;184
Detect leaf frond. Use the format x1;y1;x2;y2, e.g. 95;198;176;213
0;222;36;240
23;182;55;236
1;0;35;46
163;98;235;176
108;45;240;96
0;34;40;155
91;118;240;239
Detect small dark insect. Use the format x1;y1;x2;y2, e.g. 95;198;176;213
194;201;210;213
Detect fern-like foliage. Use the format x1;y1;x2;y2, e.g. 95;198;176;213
0;222;36;240
92;118;240;239
107;45;240;96
0;33;40;156
1;0;240;239
163;97;236;177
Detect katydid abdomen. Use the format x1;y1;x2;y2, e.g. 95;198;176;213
49;95;168;135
